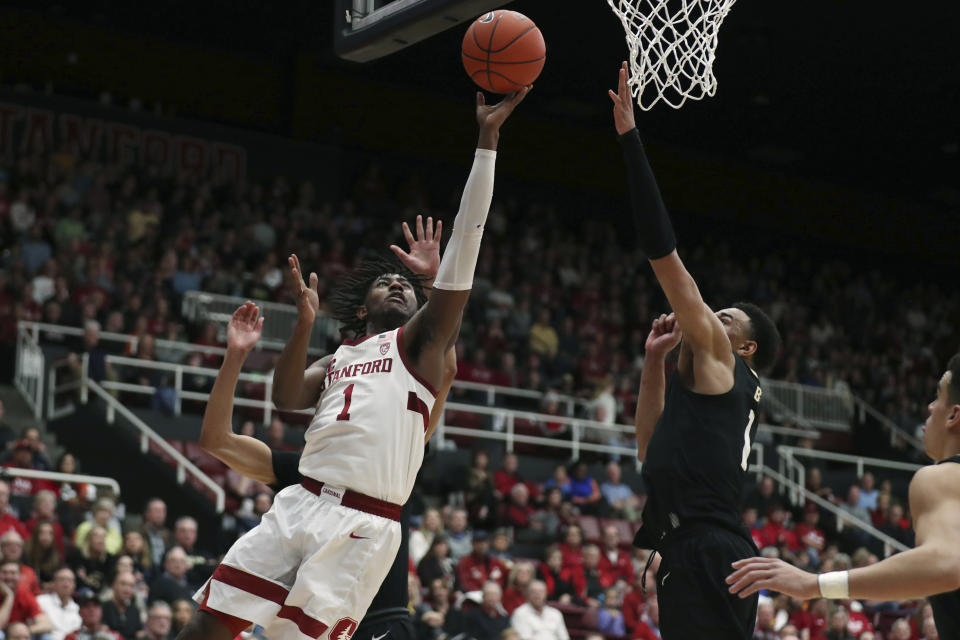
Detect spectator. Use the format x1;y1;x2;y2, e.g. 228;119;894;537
805;467;835;505
445;509;472;562
25;489;66;556
599;462;640;520
463;581;510;640
456;531;508;592
489;529;513;567
262;418;295;452
753;600;778;640
579;545;614;603
417;536;455;592
36;568;81;640
120;532;152;581
0;560;51;635
74;498;123;555
878;502;914;547
843;602;874;637
542;465;572;500
567;463;601;515
148;548;193;605
54;454;96;531
633;594;662;640
502;483;536;531
170;599;194;638
745;476;777;520
101;571;142;640
743;506;764;550
0;531;39;595
136;601;172;640
410;508;443;567
620;570;647;635
921;616;939;640
510;581;569;640
596;586;625;636
0;480;30;539
493;453;522;499
838;486;873;548
23;521;61;584
67;525;115;592
598;524;634;585
68;320;112;384
537;547;583;605
465;450;497;529
558;525;583;571
17;427;52;471
529;309;558;360
139;499;169;568
887;618;911;640
528;487;563;542
757;503;800;552
502;561;535;614
415;577;465;640
171;516;214;588
794;504;826;566
856;472;879;511
65;588;120;640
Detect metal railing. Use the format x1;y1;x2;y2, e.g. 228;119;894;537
777;445;923;506
181;291;337;355
760;379;853;431
14;325;45;420
1;467;121;497
851;396;925;453
752;465;910;558
83;380;225;513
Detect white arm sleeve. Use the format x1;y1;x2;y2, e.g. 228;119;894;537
432;148;496;291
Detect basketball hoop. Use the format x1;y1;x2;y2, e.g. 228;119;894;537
607;0;737;110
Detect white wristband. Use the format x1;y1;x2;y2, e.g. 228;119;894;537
817;571;850;599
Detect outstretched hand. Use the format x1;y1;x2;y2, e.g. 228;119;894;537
390;214;442;281
227;302;264;354
726;557;821;600
608;61;636;135
288;254;319;325
476;86;532;148
645;312;682;357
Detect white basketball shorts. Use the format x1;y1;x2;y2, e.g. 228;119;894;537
193;480;402;640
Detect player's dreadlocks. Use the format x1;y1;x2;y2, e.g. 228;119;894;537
329;253;429;339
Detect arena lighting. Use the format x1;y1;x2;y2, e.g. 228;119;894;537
334;0;514;62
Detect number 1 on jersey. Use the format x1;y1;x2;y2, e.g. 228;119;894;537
336;383;355;421
740;409;755;471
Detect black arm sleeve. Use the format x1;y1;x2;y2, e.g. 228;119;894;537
269;450;303;491
617;127;677;260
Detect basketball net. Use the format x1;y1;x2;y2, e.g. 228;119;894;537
607;0;737;110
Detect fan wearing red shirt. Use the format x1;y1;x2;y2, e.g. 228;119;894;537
633;594;663;640
0;481;27;544
501;561;535;614
501;483;536;529
494;453;522;498
558;525;584;571
758;503;802;552
794;504;827;557
456;531;509;592
1;560;52;635
621;570;650;635
598;524;634;585
24;489;66;557
742;506;765;550
788;597;829;640
844;604;874;637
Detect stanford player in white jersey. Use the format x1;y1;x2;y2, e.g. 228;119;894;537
179;87;530;640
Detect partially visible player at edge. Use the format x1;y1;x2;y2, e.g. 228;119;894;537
193;217;456;640
727;353;960;638
609;60;781;640
178;86;530;640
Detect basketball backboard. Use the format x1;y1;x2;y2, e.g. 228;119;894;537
334;0;514;62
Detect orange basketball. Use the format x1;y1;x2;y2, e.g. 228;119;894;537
462;10;545;94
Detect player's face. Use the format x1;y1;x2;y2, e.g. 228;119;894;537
717;308;756;359
360;273;418;328
924;370;959;460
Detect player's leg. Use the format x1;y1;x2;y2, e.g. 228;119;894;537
176;610;247;640
656;530;758;640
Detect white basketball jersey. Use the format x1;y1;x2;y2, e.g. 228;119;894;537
298;326;436;504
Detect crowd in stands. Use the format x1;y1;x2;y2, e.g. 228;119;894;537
0;116;952;640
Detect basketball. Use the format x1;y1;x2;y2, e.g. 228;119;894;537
462;10;545;94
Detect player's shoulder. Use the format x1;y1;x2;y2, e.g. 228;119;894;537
909;463;960;502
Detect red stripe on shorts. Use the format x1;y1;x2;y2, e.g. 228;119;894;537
211;564;329;638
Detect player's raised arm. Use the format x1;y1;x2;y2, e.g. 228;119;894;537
403;88;529;389
635;313;682;461
609;62;733;385
199;302;278;486
271;256;332;411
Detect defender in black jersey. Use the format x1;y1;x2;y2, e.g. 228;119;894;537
728;353;960;639
609;63;782;639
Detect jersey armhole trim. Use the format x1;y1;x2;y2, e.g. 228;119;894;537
396;325;439;398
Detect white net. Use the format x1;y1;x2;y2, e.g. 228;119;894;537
607;0;738;110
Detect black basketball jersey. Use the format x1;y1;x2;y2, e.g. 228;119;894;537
271;450;411;622
636;355;761;548
928;455;960;638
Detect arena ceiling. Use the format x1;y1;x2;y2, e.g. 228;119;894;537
10;1;960;211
